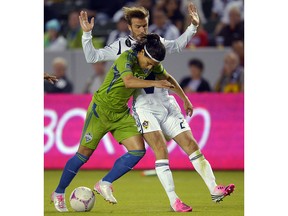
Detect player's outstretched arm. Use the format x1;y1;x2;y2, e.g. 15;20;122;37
157;73;193;116
162;2;199;54
80;11;118;63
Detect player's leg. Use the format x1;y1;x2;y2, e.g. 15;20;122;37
143;131;192;212
173;130;217;192
52;101;104;211
53;146;93;194
173;129;235;203
134;109;191;212
163;98;234;202
101;134;145;184
94;113;145;204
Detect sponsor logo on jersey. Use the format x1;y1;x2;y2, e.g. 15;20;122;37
142;120;149;129
85;132;93;143
125;38;132;47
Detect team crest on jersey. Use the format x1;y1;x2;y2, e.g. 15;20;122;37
84;132;93;143
142;120;149;129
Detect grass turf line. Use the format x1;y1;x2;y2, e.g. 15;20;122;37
45;170;244;216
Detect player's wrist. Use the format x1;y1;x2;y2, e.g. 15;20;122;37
183;95;189;102
151;80;158;87
82;31;92;39
189;23;199;30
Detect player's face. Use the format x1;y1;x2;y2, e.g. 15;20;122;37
129;18;149;40
137;49;159;70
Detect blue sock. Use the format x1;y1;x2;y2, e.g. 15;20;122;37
102;150;146;183
55;152;89;193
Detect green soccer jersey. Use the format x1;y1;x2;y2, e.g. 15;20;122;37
93;49;166;112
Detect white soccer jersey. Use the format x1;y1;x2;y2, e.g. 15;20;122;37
82;24;197;62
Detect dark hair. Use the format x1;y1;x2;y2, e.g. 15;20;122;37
133;33;166;62
188;59;204;71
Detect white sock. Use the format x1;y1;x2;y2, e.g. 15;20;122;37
101;180;112;186
155;159;178;205
189;150;217;193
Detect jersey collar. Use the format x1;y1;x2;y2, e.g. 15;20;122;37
128;35;137;41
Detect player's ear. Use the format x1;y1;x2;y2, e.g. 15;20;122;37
140;49;145;56
128;24;132;32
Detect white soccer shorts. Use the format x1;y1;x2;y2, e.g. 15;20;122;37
132;96;191;139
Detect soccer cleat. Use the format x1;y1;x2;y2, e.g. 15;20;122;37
171;198;192;212
51;192;68;212
94;180;117;204
211;184;235;203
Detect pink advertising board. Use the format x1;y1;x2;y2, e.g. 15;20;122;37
44;94;244;170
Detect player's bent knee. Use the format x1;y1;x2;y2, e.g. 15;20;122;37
184;136;199;150
122;150;146;168
128;149;146;158
154;145;168;158
77;145;94;158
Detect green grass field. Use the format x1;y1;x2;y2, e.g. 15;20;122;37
44;170;244;216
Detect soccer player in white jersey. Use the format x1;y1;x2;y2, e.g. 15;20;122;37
79;3;234;212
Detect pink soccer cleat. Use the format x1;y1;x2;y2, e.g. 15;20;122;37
51;192;68;212
94;180;117;204
211;184;235;203
171;198;192;212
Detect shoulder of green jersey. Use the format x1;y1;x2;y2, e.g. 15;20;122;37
152;65;165;74
120;70;133;75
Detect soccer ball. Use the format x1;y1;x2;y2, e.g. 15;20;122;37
69;186;95;212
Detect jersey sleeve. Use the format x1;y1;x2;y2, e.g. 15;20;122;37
152;63;167;75
161;24;198;54
82;31;119;62
114;51;134;79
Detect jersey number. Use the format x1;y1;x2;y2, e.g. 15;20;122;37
180;121;185;129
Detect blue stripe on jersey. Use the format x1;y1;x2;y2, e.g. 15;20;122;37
107;65;120;93
92;103;99;118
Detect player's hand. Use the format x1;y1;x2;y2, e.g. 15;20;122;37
184;98;194;117
44;72;58;84
154;80;175;89
188;2;200;27
79;11;94;32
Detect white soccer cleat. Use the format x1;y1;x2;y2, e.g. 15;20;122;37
94;180;117;204
51;192;68;212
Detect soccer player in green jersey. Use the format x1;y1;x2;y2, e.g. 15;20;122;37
51;34;175;212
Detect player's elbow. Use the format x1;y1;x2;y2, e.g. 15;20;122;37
86;58;94;63
124;81;133;89
123;77;133;88
174;42;183;53
85;55;97;63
